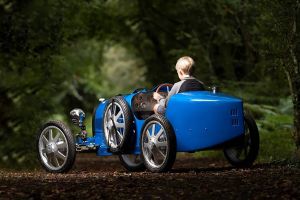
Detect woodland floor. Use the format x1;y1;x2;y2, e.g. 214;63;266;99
0;153;299;200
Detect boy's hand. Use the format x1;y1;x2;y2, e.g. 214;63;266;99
153;92;164;101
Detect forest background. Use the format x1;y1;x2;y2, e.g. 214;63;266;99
0;0;299;168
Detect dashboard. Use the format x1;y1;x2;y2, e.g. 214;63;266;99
131;92;167;119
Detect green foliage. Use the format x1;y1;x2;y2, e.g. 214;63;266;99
255;105;295;162
100;44;148;96
0;0;71;167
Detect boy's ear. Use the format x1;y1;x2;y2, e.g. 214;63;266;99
179;69;184;75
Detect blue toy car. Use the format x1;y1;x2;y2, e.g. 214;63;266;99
36;83;259;173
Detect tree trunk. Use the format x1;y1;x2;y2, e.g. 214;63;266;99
285;1;300;155
286;69;300;152
292;79;300;150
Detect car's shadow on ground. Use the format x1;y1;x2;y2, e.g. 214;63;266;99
74;154;277;174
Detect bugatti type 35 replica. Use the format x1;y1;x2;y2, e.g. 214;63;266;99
37;84;259;173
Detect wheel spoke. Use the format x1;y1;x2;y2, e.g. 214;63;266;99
47;154;52;165
57;141;67;150
144;141;151;150
115;122;125;129
41;148;47;154
115;110;122;120
107;110;112;119
113;129;123;146
151;124;155;136
155;128;164;140
113;130;119;145
156;140;167;148
49;129;53;141
113;104;117;115
56;151;66;160
144;140;153;159
109;130;114;143
116;130;123;140
53;156;60;167
152;152;160;165
110;106;114;116
53;132;61;142
146;130;151;141
146;148;153;161
50;153;57;166
156;147;166;159
42;135;48;145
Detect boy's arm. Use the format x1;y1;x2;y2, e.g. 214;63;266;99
159;82;181;107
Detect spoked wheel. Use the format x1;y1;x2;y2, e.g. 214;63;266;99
103;96;133;153
140;115;176;172
37;121;76;173
223;112;260;168
119;154;145;172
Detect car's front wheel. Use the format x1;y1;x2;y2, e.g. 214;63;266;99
37;121;76;173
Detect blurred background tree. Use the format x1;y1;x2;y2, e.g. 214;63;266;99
0;0;298;168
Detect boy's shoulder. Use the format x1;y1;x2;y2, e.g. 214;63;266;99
174;79;185;86
171;80;185;94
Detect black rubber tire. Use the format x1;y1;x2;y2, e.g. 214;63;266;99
140;114;177;172
223;112;260;168
36;120;76;173
103;96;133;153
118;154;145;172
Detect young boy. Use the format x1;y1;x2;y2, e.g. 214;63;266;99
153;56;204;115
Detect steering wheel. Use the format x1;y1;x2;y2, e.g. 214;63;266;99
155;83;174;93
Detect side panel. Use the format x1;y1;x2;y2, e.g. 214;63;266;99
166;92;245;152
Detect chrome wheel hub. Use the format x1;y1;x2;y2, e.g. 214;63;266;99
106;119;114;131
46;142;58;153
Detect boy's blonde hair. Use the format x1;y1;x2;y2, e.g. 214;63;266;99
175;56;195;75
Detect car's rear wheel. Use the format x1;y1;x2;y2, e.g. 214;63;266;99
37;121;76;173
223;112;259;168
103;96;133;153
140;115;176;172
119;154;145;172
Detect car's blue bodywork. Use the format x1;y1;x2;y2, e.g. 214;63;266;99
77;86;245;156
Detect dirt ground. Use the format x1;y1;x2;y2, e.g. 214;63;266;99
0;153;299;200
